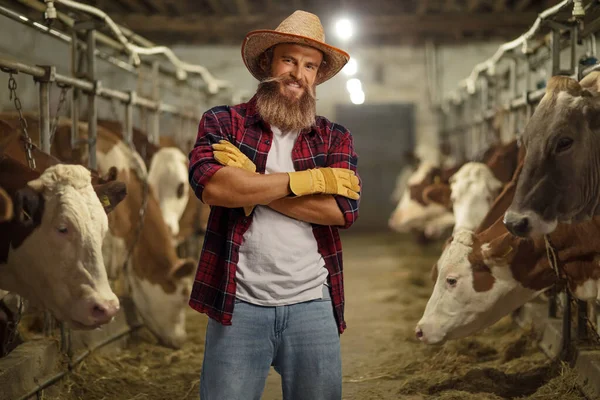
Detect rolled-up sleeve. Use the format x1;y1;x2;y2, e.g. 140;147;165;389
188;109;229;203
326;127;360;229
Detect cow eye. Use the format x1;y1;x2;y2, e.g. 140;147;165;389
555;137;573;153
177;183;185;198
446;277;457;286
57;225;68;234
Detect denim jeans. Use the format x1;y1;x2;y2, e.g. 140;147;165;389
199;287;341;400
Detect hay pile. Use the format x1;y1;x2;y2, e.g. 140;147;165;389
35;233;589;400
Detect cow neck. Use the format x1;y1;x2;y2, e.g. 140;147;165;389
486;139;519;183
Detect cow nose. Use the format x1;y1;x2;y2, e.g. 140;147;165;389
415;326;424;340
504;211;530;237
91;301;119;324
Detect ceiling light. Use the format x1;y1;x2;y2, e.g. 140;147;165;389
342;58;357;76
335;18;353;41
350;90;365;105
346;78;362;94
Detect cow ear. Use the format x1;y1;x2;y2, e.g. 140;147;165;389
423;184;452;208
169;258;196;280
98;166;118;184
12;187;44;228
481;232;517;263
430;262;439;283
93;181;127;214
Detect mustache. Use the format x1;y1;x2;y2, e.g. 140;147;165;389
260;75;316;99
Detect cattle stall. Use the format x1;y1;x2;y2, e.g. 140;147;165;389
0;0;598;400
436;1;600;398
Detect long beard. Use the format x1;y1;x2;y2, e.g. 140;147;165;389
256;75;317;132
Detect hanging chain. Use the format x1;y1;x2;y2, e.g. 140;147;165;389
544;235;600;344
49;84;70;145
7;73;36;170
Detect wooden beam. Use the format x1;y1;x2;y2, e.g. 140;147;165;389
110;12;539;42
206;0;225;14
515;0;533;11
235;0;251;15
466;0;480;12
416;0;430;15
493;0;507;12
115;0;151;13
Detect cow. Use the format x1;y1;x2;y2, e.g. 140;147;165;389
0;187;12;223
0;123;127;329
447;162;503;232
1;114;197;349
416;160;600;344
97;120;191;239
388;161;457;238
505;72;600;238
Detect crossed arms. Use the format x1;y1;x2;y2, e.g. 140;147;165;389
189;110;361;228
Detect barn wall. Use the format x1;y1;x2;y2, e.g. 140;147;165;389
0;11;503;161
172;42;504;164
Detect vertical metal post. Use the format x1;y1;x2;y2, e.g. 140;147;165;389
571;24;579;79
125;91;135;147
577;300;588;340
86;28;97;170
38;81;50;153
150;61;160;145
551;28;561;76
481;76;489;150
71;29;80;149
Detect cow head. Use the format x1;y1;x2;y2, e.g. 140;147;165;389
3;164;126;329
147;148;190;238
128;257;196;349
505;73;600;237
388;162;450;233
415;229;542;344
450;163;503;232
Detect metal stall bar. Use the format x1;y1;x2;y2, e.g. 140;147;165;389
0;4;136;75
86;27;98;170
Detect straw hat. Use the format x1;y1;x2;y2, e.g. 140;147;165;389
242;10;350;85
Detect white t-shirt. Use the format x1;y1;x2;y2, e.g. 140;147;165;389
235;126;328;305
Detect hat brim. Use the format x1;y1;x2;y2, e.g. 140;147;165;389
242;30;350;85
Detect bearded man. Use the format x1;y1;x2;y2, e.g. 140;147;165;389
188;10;361;400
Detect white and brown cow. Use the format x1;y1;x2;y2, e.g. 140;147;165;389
447;162;503;232
388;161;456;238
505;73;600;237
416;171;600;344
0;126;127;329
1;114;197;348
98;120;192;240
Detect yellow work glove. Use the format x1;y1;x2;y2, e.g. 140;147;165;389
287;168;360;200
211;140;256;173
211;140;256;216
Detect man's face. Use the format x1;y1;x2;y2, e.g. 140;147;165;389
270;43;323;99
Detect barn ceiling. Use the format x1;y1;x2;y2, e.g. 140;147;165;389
0;0;576;46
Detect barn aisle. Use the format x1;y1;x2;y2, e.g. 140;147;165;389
46;233;586;400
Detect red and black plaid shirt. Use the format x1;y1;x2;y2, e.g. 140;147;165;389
187;95;360;334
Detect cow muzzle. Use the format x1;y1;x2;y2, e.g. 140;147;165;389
503;211;531;237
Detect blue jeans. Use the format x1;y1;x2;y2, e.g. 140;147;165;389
199;287;341;400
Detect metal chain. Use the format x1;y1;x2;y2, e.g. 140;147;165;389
544;235;600;344
49;84;70;145
7;73;36;170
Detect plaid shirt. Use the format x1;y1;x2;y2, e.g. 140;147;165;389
187;95;360;334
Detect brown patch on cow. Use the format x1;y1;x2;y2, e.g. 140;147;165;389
98;120;162;167
486;139;520;183
423;183;452;209
408;164;463;206
472;263;495;292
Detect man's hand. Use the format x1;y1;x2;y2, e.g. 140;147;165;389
212;140;257;216
288;168;360;200
211;140;257;172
